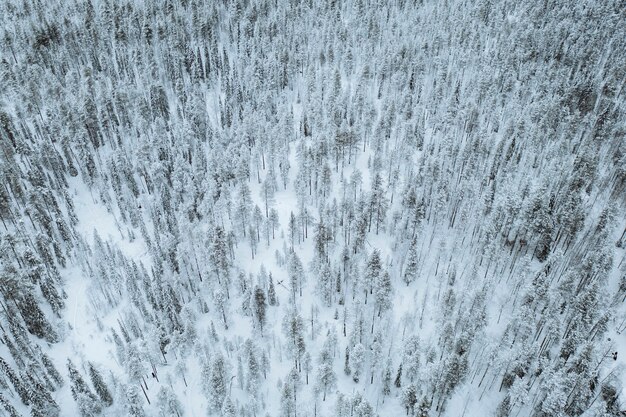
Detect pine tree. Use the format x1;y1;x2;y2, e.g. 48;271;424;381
235;183;253;238
282;309;306;369
67;360;102;416
25;373;60;417
382;360;392;398
363;249;382;303
315;363;337;401
303;352;312;385
267;272;278;306
288;212;297;248
125;385;146;417
249;224;258;258
368;173;388;234
344;346;351;376
214;288;229;330
443;352;468;395
355;400;376;417
269;209;280;240
156;386;183;417
314;218;329;263
369;333;383;383
495;395;510;417
40;352;63;388
403;239;419;286
0;392;21;417
402;383;418;415
264;216;272;246
287;251;305;300
394;364;403;388
375;270;392;317
254;287;266;333
280;382;294;417
124;344;146;386
88;362;113;406
221;396;236;417
207;353;228;412
402;335;420;383
253;205;264;242
210;225;231;286
318;262;334;307
261;173;276;217
0;356;30;405
349;343;365;383
17;294;59;343
416;396;432;417
261;350;270;380
279;154;290;190
236;356;244;390
286;368;301;411
244;339;261;397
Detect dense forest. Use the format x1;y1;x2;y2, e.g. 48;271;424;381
0;0;625;416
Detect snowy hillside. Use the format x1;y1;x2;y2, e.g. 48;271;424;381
1;0;626;416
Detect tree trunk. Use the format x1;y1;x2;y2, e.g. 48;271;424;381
140;383;150;404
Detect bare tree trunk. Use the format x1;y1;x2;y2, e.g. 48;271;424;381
140;383;150;404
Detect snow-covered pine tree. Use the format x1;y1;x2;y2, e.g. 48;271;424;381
67;360;102;416
87;362;113;407
156;386;183;417
206;352;228;412
267;272;278;306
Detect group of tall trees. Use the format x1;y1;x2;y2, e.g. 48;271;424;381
0;0;625;415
